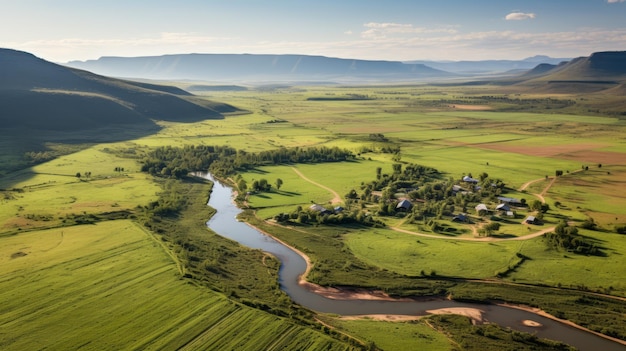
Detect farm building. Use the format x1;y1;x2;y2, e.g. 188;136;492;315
524;215;538;224
309;204;327;213
452;213;468;222
396;199;413;211
496;203;510;212
462;175;479;184
497;196;522;206
475;204;488;212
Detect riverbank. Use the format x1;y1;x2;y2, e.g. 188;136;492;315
250;217;626;348
499;303;626;347
205;173;625;350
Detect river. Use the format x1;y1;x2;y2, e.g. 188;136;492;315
202;173;625;351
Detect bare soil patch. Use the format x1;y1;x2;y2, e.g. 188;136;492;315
10;251;28;259
426;307;485;324
449;104;492;111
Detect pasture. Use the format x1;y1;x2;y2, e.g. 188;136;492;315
0;220;353;350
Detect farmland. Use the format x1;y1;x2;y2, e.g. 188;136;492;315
0;220;354;351
1;83;626;349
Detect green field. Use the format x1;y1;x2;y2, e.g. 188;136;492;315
2;83;626;349
0;220;354;351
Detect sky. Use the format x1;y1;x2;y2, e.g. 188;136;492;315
1;0;625;63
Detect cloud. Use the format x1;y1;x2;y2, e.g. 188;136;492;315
608;0;625;3
361;22;457;40
505;12;536;21
7;26;626;63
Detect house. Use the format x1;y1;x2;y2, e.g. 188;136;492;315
505;211;515;218
496;203;510;212
524;215;538;224
396;199;413;211
475;204;488;212
462;175;479;184
452;213;468;222
334;206;344;213
309;204;327;213
497;196;522;206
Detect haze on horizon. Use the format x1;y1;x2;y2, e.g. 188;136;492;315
1;0;625;63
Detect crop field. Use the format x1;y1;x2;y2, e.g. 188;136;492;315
0;220;353;351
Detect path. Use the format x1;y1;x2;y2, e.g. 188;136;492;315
389;225;555;242
518;169;583;204
290;166;342;205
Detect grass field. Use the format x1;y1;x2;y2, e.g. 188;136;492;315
326;318;452;351
0;220;354;351
2;82;626;348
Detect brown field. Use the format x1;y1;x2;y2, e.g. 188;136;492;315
473;142;625;164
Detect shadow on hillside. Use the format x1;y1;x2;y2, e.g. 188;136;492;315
0;124;164;188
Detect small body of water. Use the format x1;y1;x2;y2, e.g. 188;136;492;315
202;173;624;351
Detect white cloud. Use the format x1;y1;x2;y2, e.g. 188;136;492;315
6;26;626;63
608;0;625;3
361;22;457;40
505;12;536;21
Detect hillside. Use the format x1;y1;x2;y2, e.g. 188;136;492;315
0;48;237;132
65;53;453;82
405;55;570;75
515;51;626;93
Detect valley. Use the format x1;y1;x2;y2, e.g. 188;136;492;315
1;49;625;350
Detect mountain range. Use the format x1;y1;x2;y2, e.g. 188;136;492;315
405;55;571;75
65;54;453;82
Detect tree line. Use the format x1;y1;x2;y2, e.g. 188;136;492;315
140;145;355;178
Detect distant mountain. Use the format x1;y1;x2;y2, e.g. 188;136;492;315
405;55;571;75
514;51;626;93
0;48;236;133
65;54;453;82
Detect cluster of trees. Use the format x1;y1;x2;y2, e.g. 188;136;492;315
238;178;283;193
141;145;234;178
140;145;355;179
545;221;603;256
442;95;576;110
273;206;384;227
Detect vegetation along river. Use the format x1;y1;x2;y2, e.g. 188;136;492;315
202;173;624;351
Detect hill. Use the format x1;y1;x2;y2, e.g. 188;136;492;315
0;48;237;132
405;55;570;75
514;51;626;93
0;48;239;176
65;53;453;82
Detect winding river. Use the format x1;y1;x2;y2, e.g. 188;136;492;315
202;173;624;351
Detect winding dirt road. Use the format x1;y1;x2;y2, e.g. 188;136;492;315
291;166;342;205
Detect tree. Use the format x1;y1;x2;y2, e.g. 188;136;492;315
237;179;247;192
481;222;501;236
75;172;81;178
530;199;543;211
258;178;268;191
275;178;283;190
